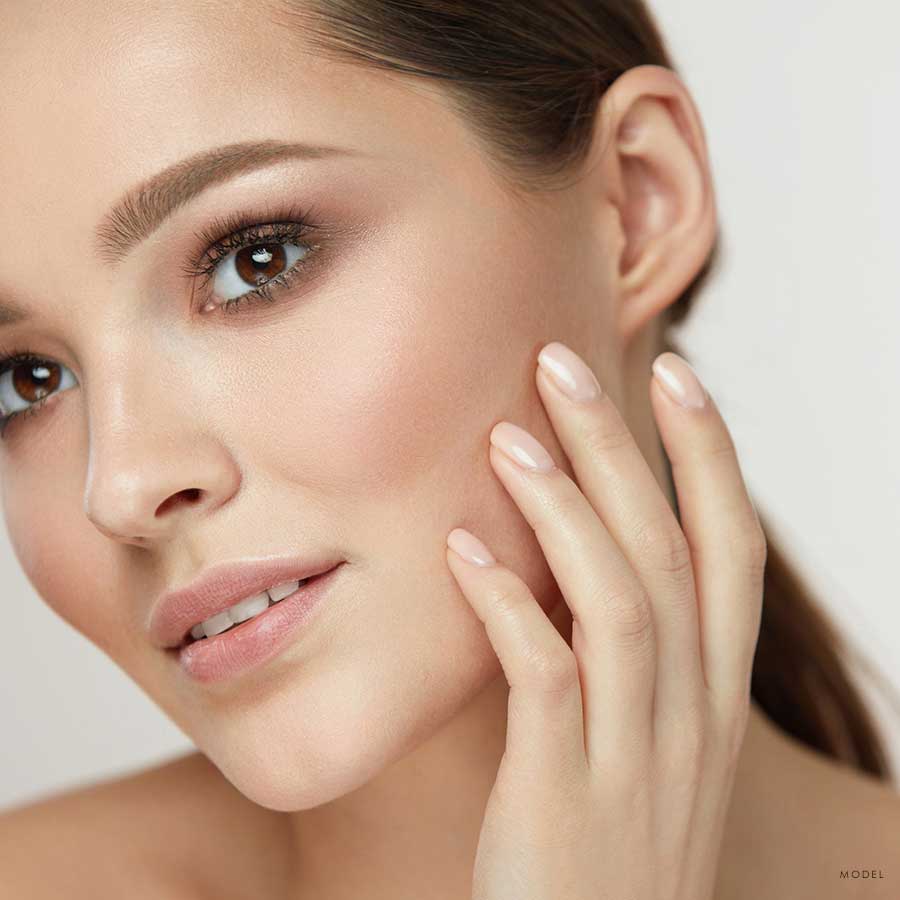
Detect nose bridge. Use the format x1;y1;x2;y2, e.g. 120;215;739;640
82;347;241;544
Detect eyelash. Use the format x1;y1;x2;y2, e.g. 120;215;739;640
180;199;323;315
0;349;56;437
0;202;324;436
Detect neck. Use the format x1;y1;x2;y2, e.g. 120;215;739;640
278;656;808;900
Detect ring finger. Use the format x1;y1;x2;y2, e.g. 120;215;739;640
534;343;706;739
486;423;658;771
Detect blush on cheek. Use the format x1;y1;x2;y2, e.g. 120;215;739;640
6;502;122;654
259;313;482;500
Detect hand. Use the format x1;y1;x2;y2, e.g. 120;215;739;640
445;342;766;900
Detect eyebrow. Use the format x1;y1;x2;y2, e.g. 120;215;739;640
0;139;362;328
93;139;363;268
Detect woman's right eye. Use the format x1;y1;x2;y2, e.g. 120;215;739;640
0;353;78;435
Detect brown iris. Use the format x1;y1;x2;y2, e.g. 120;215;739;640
12;360;60;404
234;243;287;286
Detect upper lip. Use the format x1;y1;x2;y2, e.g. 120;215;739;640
151;556;343;650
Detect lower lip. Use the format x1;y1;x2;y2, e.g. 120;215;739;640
170;562;345;684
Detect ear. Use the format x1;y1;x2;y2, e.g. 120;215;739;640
587;65;718;348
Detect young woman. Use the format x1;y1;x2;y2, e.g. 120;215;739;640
1;2;897;898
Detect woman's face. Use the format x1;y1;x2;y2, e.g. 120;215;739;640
1;2;625;809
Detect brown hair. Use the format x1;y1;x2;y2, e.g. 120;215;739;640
272;0;899;782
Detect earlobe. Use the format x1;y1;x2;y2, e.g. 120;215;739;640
596;67;718;348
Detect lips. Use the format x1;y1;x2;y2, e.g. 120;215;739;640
150;556;344;651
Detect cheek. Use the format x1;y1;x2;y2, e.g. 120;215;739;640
190;227;572;810
243;209;574;504
1;448;127;657
238;210;572;613
3;509;129;664
195;588;506;813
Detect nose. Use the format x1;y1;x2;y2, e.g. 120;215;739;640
85;449;241;545
85;447;241;546
83;417;242;547
74;322;246;546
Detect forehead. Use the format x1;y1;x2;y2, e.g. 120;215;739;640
0;1;472;288
1;1;425;162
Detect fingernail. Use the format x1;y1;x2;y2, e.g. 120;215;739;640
537;341;602;403
490;421;557;472
651;352;707;409
447;528;496;566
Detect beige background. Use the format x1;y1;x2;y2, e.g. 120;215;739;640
2;1;899;811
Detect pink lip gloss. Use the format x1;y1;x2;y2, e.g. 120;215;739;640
171;562;345;684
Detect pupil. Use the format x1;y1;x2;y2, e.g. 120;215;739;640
236;243;286;286
14;362;60;402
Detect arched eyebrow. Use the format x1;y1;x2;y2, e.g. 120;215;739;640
92;138;364;269
0;139;363;329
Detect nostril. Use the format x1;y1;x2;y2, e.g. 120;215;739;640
156;487;203;518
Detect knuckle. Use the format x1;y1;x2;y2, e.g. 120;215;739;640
706;428;739;463
598;760;650;813
631;516;694;587
662;708;707;783
601;581;655;646
745;524;769;566
538;481;585;521
579;415;636;457
727;521;768;576
524;645;580;695
483;575;535;623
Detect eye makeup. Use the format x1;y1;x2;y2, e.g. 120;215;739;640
179;199;327;315
0;198;346;437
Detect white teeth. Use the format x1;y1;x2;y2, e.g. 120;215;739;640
201;610;234;639
189;579;307;642
268;579;302;602
228;591;270;624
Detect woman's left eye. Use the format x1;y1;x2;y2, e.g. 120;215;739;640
202;238;313;314
0;217;325;438
184;211;324;315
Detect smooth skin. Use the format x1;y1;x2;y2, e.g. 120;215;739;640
1;3;899;899
446;344;763;898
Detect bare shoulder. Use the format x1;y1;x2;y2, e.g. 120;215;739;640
821;758;900;898
775;722;900;899
719;706;900;900
0;751;291;900
0;751;214;899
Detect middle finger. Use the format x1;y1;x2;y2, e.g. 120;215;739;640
488;420;657;772
534;341;707;734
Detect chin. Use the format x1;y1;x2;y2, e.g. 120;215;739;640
187;633;500;813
